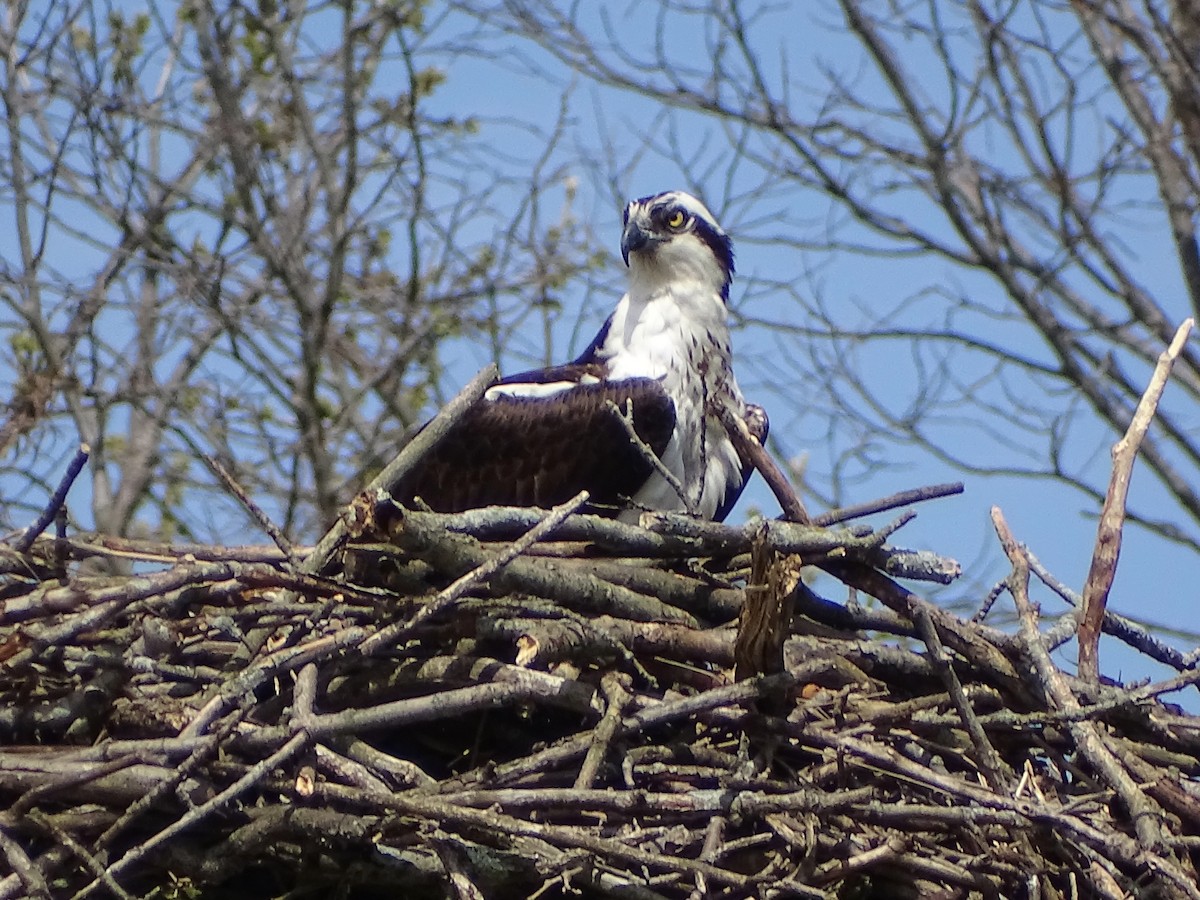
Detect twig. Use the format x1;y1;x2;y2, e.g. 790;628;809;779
812;482;964;527
181;628;370;739
94;729;230;853
0;825;50;900
991;506;1172;858
292;662;318;726
713;401;973;663
359;490;591;655
788;717;1192;896
25;811;135;900
341;738;436;788
575;673;631;789
812;836;907;886
405;506;958;580
52;506;68;580
63;534;296;563
1027;549;1191;673
971;581;1006;623
314;781;758;890
691;815;728;900
606;398;696;515
626;673;793;731
202;453;297;564
1078;318;1193;682
10;754;142;818
239;679;598;751
434;837;486;900
313;744;392;793
874;510;916;541
819;560;1024;692
713;399;809;522
911;605;1011;792
72;731;311;899
303;364;498;577
15;443;90;553
396;511;696;627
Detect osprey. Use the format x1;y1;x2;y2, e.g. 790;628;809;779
391;190;767;522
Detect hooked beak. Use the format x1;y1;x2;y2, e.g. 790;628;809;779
620;220;655;266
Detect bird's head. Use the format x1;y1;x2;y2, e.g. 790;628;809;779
620;191;735;300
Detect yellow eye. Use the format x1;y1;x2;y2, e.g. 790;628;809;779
667;210;686;229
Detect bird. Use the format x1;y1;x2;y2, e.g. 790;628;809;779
389;189;768;523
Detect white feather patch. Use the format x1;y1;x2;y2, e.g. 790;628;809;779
485;374;599;400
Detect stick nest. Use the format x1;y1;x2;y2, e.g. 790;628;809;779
2;495;1199;900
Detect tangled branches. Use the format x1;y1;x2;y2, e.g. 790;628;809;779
1;478;1200;899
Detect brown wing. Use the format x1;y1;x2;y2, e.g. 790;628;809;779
390;377;675;515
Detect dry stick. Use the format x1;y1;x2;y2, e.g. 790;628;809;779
95;723;236;854
72;731;311;900
1078;318;1194;683
0;825;50;900
341;738;436;788
1127;662;1200;704
302;364;498;577
11;754;143;817
692;816;728;900
971;581;1007;623
239;682;582;750
433;838;487;900
717;401;1021;689
1027;549;1190;673
717;404;963;597
314;744;392;794
359;489;590;656
991;507;1187;880
812;481;964;527
607;399;697;515
1;559;375;670
292;662;319;725
404;504;958;582
15;443;90;553
203;452;297;564
65;534;296;563
911;604;1012;793
315;782;756;891
422;787;860;815
812;836;907;887
574;673;631;790
182;626;370;738
835;556;1019;687
51;507;68;579
715;401;809;522
427;675;791;797
789;718;1195;898
24;811;136;900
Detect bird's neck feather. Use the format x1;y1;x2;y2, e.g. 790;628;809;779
626;240;729;302
604;279;732;386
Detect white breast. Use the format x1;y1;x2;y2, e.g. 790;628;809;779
599;279;745;521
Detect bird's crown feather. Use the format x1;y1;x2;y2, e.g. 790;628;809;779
621;190;735;298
